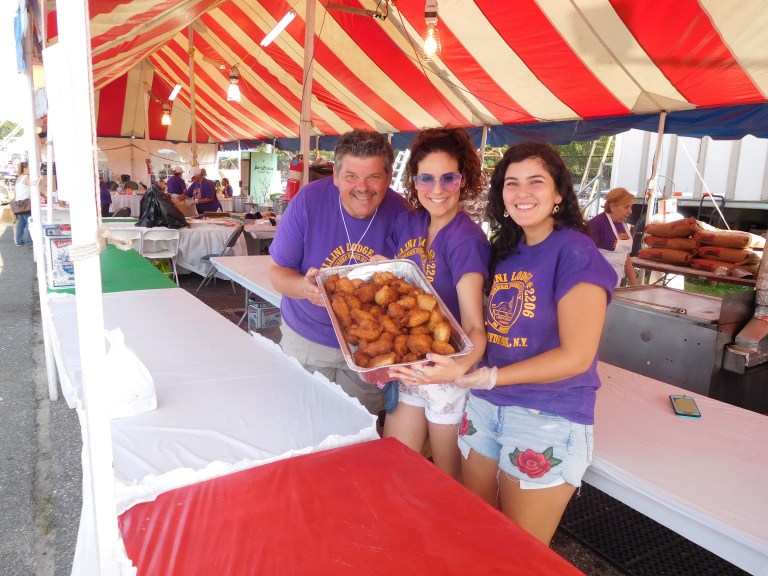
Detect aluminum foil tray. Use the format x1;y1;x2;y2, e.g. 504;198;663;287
317;259;473;385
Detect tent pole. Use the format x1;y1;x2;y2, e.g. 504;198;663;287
144;66;151;183
56;0;120;573
21;5;58;402
644;112;667;226
299;0;316;185
188;26;198;166
479;125;488;167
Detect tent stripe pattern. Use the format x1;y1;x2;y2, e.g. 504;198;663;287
41;0;768;144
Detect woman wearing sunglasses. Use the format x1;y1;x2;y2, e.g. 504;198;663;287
384;127;490;480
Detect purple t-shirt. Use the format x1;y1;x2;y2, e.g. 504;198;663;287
269;176;409;347
587;211;632;251
99;181;111;205
166;174;186;195
474;226;617;424
196;179;222;213
392;209;489;321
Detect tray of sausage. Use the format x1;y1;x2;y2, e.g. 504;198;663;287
317;259;473;385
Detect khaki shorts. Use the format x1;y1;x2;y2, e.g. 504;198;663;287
279;323;383;415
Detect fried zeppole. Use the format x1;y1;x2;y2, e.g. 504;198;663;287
324;271;455;368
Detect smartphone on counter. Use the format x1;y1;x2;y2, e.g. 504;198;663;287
670;395;702;418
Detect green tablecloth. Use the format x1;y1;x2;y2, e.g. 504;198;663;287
50;243;176;294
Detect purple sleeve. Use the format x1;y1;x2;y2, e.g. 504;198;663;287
268;191;307;272
587;212;617;251
447;223;489;283
554;231;617;304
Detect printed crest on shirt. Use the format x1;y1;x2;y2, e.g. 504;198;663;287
487;271;535;347
321;243;376;267
396;236;436;283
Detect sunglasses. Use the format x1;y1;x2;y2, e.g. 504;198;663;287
412;172;463;192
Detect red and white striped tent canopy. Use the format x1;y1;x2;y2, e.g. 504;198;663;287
42;0;768;147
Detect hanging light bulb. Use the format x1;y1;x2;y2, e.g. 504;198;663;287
227;65;241;102
161;101;172;126
423;25;440;60
423;0;440;61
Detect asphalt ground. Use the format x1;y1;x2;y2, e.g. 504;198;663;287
0;215;81;576
0;211;622;576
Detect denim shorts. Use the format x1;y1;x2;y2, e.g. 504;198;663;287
457;395;593;489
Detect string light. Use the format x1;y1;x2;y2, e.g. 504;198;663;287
423;0;440;61
161;101;172;126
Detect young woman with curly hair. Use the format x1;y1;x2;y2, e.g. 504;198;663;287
384;127;490;480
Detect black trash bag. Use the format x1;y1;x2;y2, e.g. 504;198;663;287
136;185;189;229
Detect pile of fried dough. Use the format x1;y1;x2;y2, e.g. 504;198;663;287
324;270;456;369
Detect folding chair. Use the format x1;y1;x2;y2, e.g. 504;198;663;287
112;207;132;217
110;229;143;252
196;224;244;293
141;228;181;284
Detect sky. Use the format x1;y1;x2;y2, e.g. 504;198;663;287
1;2;34;125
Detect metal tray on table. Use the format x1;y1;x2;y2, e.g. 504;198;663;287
317;259;473;385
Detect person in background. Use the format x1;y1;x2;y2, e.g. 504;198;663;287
157;179;167;193
167;166;187;198
190;167;221;214
120;174;139;193
99;174;111;217
455;142;616;546
268;130;409;415
221;177;233;197
383;128;489;480
14;161;32;247
587;187;639;287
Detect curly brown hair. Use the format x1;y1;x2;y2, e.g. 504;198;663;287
403;127;486;210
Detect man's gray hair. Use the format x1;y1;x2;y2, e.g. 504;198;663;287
333;129;394;174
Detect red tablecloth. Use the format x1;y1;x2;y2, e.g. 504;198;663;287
120;438;583;575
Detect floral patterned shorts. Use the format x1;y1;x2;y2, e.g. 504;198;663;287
398;381;470;425
457;395;593;489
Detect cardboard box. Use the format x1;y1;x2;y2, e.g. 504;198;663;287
248;297;281;330
44;236;75;289
43;224;72;236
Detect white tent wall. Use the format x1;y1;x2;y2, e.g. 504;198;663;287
612;129;768;203
96;137;217;186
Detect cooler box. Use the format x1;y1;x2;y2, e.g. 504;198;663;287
248;296;281;331
44;235;75;289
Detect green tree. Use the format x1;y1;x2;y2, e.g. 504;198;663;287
0;120;23;139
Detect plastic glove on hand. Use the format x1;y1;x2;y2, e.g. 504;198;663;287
455;366;498;390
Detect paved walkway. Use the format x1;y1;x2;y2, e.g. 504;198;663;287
0;215;80;576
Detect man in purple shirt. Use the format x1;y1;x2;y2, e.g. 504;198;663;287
166;166;187;197
268;130;408;415
190;167;222;214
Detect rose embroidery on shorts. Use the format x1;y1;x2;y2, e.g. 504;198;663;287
511;447;562;479
459;413;476;436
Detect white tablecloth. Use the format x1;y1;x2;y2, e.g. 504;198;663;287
105;221;247;275
589;362;768;575
47;288;377;572
211;255;281;307
109;194;142;216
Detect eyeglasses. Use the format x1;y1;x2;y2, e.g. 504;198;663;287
412;172;463;192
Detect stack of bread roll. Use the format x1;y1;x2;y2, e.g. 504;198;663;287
639;216;764;279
